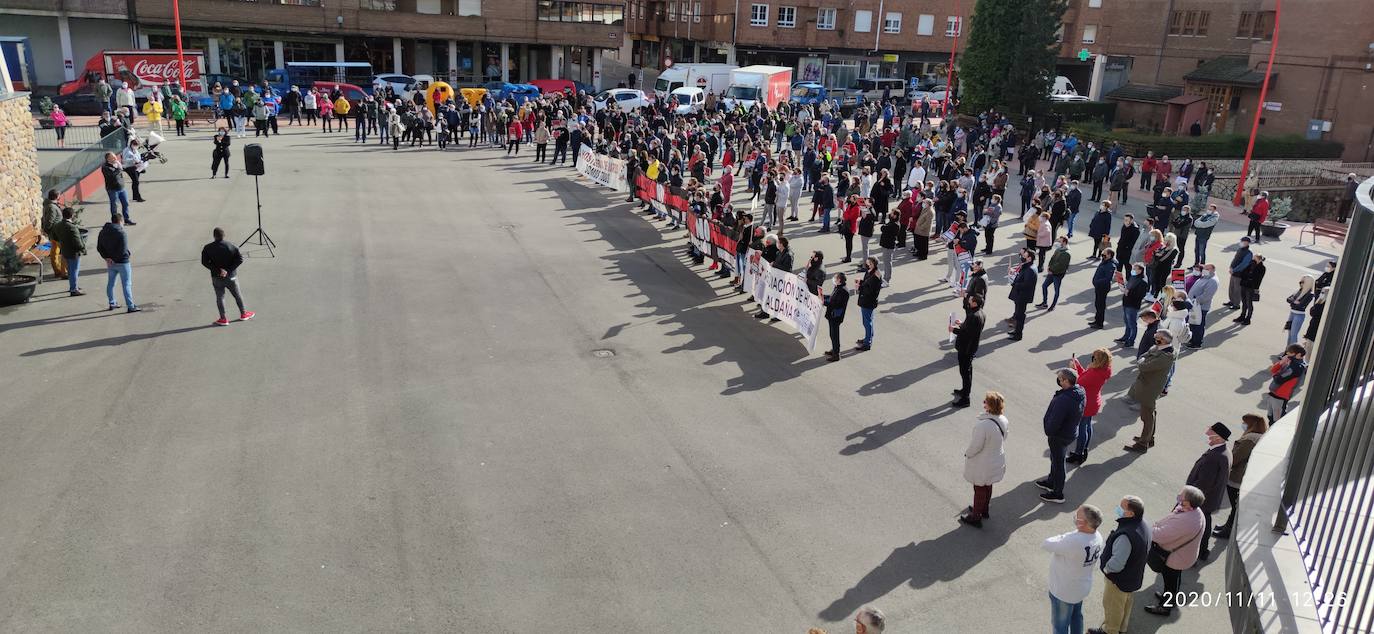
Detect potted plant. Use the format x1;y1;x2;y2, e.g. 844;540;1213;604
37;96;56;129
1261;197;1293;239
0;240;38;306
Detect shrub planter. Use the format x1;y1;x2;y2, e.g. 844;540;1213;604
1261;222;1290;240
0;275;38;306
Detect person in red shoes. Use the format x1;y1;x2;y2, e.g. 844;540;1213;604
201;227;255;326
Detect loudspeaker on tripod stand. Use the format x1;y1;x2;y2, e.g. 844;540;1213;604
241;143;276;255
244;143;266;176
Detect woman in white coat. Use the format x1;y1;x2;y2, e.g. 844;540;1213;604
960;391;1009;528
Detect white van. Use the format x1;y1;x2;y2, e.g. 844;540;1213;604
1052;76;1078;97
851;77;907;104
653;63;737;102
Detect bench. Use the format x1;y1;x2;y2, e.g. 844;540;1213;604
1299;218;1348;246
9;226;45;284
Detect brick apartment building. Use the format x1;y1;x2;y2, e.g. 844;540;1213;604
1062;0;1374;161
1;0;624;89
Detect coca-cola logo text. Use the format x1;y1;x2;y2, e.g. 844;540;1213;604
131;59;200;80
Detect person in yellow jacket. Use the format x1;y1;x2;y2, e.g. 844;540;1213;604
142;95;164;131
334;96;351;132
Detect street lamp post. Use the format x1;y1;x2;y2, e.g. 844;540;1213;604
1233;0;1281;207
173;0;186;91
941;0;960;119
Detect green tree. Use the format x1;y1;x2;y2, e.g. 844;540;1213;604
959;0;1068;113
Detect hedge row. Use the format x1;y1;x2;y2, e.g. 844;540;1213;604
1065;123;1345;160
998;102;1118;130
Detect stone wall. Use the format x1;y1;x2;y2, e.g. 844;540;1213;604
0;93;41;240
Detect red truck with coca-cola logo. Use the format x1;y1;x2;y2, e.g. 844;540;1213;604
54;50;206;115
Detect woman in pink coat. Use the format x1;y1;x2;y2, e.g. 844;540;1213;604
1144;486;1206;616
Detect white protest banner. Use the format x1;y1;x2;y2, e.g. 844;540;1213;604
577;147;629;192
743;249;824;351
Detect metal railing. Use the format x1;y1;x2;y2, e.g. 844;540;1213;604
32;125;109;150
39;129;127;201
1278;175;1374;633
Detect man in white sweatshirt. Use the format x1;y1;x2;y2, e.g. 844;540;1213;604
1043;504;1106;634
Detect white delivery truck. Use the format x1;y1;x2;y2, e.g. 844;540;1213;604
723;65;793;111
653;63;737;102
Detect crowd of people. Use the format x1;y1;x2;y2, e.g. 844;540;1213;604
284;85;1323;633
60;77;1333;632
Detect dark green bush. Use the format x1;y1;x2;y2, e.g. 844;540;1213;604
1064;123;1344;159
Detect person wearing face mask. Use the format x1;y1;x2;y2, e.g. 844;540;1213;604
1088;496;1151;634
1284;275;1316;347
854;257;882;351
1185;423;1231;563
1185;264;1218;348
951;294;987;408
959;391;1008;526
1236;253;1266;325
210;127;232;179
1190;204;1219;265
805;250;826;296
1115;214;1139;273
1037;369;1085;504
1087;249;1116;329
1212;415;1268;540
1042;504;1105;634
964;259;989;308
1115;263;1149;347
1087;201;1113;259
1037;236;1071;311
823;272;850;362
1266;344;1308;424
1008;248;1038;341
1124;330;1175;453
1143;486;1206;616
1303;287;1329;350
1223;236;1254;309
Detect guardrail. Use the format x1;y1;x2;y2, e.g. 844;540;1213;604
1275;176;1374;632
32;124;108;150
39;129;127;201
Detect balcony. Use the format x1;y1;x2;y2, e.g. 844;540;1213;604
0;0;127;13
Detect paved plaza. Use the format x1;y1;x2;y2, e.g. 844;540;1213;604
0;125;1342;632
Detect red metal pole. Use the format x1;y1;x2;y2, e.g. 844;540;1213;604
1233;0;1280;206
172;0;186;91
941;0;960;119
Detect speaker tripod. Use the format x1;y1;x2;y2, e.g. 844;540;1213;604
240;174;277;257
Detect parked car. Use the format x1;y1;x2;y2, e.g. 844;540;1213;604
851;77;907;104
593;88;649;112
313;81;369;109
668;86;705;114
907;84;949;104
1050;93;1092;103
372;73;414;97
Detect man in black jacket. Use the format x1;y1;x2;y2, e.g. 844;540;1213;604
823;272;849;362
1187;423;1231;562
1038;370;1085;504
1089;249;1116;329
1089;496;1152;634
963;260;989;310
96;215;139;312
201;227;254;326
951;293;986;407
1008;248;1037;341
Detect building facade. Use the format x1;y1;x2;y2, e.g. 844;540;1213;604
1;0;626;90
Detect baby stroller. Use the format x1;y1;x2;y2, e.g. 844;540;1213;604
137;130;169;164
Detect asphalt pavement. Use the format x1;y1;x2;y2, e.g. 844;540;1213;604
0;123;1341;632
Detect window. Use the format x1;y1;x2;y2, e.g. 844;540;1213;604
692;1;700;23
1168;10;1210;36
1082;24;1097;44
1236;11;1275;39
854;9;872;33
667;1;675;20
777;5;796;27
945;16;961;37
750;3;768;26
884;12;901;33
816;7;835;30
916;14;934;36
1088;0;1101;7
536;1;620;23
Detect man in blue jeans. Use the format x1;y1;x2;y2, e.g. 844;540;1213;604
96;215;140;313
101;152;135;225
854;256;882;351
49;207;86;296
1038;369;1085;504
1042;504;1105;634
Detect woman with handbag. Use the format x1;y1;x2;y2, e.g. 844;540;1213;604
959;391;1009;528
1143;486;1206;616
1284;275;1315;346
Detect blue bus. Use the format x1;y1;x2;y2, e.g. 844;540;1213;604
263;61;374;94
